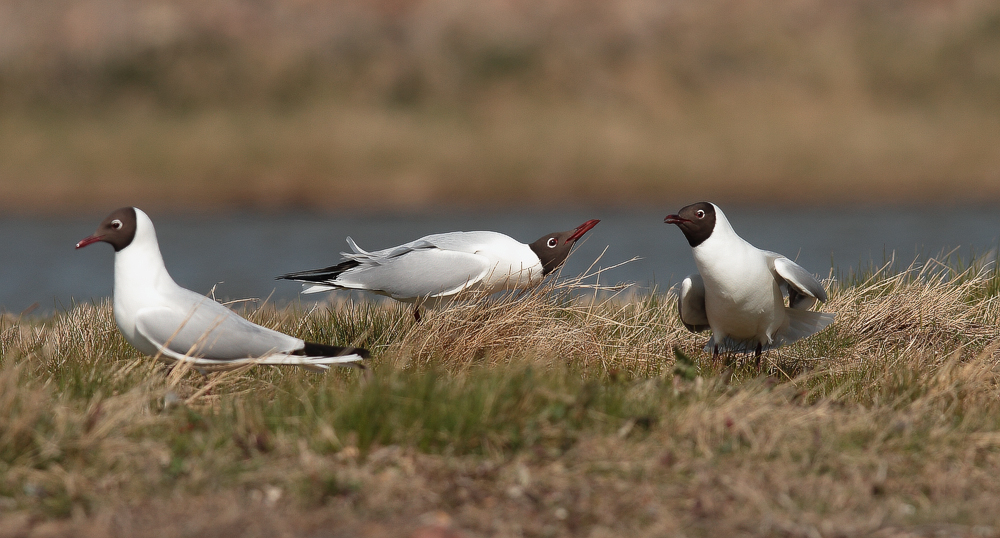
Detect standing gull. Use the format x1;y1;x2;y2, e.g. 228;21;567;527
76;207;368;370
277;220;600;321
664;202;835;360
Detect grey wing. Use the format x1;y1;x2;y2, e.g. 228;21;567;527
334;247;492;299
415;231;515;251
344;232;514;261
134;294;302;361
765;252;828;309
677;274;710;332
343;236;437;263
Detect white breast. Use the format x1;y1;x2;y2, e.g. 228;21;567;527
467;235;545;292
692;220;783;343
111;210;181;355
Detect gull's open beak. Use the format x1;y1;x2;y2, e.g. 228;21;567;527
566;219;600;243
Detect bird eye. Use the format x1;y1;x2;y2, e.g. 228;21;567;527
547;238;558;248
111;219;123;230
695;210;705;218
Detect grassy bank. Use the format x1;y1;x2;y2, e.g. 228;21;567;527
3;262;1000;536
1;0;999;212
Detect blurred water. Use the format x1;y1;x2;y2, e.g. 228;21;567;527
2;206;998;314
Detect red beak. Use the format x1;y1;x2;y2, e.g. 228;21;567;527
566;219;600;243
76;235;103;249
664;214;687;225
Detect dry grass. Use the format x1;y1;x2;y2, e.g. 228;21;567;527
828;262;1000;355
1;0;1000;212
388;273;673;375
4;261;1000;536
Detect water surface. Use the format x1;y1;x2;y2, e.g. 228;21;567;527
3;207;998;314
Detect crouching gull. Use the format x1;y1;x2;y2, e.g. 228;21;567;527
76;207;369;371
664;202;835;361
276;219;601;321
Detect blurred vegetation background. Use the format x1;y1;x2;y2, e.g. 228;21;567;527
1;0;998;213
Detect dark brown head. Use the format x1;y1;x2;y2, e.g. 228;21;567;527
528;219;600;275
76;207;138;252
664;202;716;247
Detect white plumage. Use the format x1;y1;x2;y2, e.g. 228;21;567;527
667;202;835;354
278;220;600;319
303;232;546;301
78;208;367;370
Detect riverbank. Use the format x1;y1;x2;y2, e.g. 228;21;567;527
1;0;998;214
2;100;998;215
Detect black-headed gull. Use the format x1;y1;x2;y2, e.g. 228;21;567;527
664;202;835;359
76;207;369;370
277;219;600;321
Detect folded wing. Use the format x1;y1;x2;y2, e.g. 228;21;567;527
677;274;710;332
281;235;496;299
134;296;366;369
331;246;492;299
134;297;303;361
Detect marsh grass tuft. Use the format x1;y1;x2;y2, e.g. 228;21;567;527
3;259;1000;535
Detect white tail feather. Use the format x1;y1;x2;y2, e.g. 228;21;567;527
775;308;836;346
703;309;836;354
302;284;337;294
166;352;366;371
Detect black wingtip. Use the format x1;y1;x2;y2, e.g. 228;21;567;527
276;260;361;283
298;342;371;359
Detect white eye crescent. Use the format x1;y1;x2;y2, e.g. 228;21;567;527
547;238;558;248
695;210;705;219
111;219;123;230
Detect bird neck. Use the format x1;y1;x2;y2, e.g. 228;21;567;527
708;206;740;241
113;220;178;294
691;218;756;274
